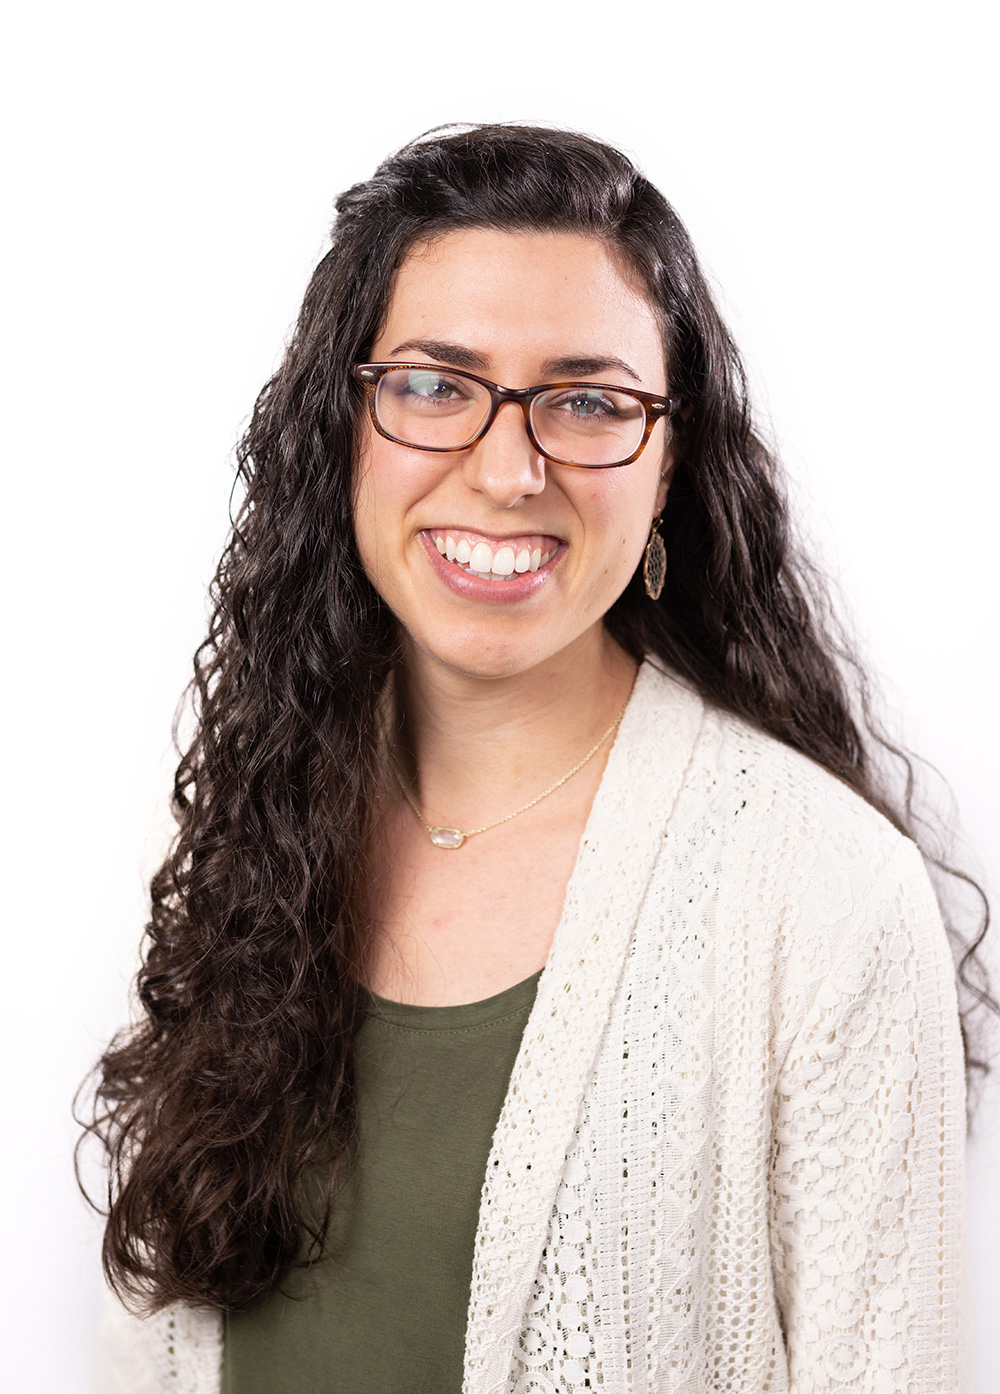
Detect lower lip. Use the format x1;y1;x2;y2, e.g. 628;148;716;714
418;532;563;604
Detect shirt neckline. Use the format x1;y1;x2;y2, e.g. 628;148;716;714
365;968;544;1032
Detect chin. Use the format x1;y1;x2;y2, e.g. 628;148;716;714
421;643;544;683
403;622;559;683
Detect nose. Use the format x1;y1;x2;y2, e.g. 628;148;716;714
460;399;546;508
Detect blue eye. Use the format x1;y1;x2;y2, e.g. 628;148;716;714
408;372;451;397
550;389;620;420
397;370;471;403
376;368;486;429
575;394;611;416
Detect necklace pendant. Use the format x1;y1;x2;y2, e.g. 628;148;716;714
428;826;465;850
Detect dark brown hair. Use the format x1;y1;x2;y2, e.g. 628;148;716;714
80;123;996;1315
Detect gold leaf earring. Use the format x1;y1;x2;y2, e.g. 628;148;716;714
643;512;667;600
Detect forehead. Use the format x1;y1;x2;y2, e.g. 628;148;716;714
373;228;665;385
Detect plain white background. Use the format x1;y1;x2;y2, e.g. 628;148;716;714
2;1;997;1388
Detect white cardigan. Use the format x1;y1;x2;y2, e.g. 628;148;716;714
93;660;970;1392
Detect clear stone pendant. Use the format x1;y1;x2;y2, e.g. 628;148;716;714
428;826;465;849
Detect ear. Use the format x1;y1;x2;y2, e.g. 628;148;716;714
655;449;677;516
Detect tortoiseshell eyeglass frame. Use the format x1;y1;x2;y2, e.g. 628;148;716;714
353;362;682;469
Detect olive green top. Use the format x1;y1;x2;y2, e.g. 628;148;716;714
222;969;542;1394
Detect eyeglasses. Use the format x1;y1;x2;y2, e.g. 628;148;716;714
353;363;681;469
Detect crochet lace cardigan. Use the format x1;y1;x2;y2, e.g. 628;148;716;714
93;660;970;1393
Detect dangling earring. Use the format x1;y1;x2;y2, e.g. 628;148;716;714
643;512;667;600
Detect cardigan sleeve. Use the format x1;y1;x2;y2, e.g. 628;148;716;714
768;838;971;1391
91;1287;160;1394
91;1289;223;1394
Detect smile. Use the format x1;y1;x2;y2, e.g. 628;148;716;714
425;529;559;581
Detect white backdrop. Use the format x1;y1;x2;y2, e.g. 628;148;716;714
2;1;997;1388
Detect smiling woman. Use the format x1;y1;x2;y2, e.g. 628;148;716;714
85;125;990;1393
353;230;672;690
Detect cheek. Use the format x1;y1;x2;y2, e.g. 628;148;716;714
352;434;450;582
577;477;656;557
351;445;380;573
352;438;409;590
353;426;403;534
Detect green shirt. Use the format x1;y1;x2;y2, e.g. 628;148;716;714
222;970;542;1394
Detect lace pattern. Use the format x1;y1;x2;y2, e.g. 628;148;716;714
93;1293;222;1393
94;663;969;1393
467;669;967;1391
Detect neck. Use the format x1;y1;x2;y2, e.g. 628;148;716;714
390;625;639;830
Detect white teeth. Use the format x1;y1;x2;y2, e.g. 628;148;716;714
431;532;558;579
469;541;494;572
491;545;516;576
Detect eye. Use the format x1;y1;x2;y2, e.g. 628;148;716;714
558;388;618;418
394;369;472;405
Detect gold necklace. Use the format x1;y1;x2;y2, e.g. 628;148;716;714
389;694;629;850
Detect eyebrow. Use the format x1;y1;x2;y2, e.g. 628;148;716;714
386;339;643;384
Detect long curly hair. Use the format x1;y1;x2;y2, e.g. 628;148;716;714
81;123;996;1315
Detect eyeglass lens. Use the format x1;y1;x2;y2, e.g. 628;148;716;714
374;367;647;467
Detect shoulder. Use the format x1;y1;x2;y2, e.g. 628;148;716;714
633;659;946;986
633;661;955;1048
635;656;909;879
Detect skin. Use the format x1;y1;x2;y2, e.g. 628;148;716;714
354;228;675;1004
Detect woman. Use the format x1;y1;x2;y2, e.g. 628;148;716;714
87;125;986;1392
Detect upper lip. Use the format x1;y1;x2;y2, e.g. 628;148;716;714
423;526;564;545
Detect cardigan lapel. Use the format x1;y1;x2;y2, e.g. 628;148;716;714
462;661;705;1394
